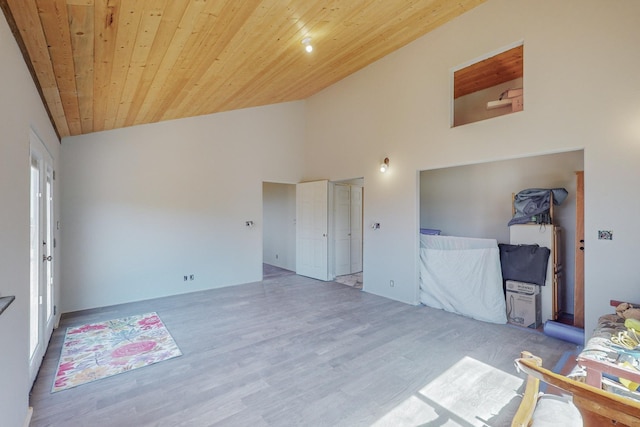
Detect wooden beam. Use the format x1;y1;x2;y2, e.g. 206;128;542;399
0;0;63;140
68;1;95;134
112;0;168;129
35;0;83;135
92;0;118;132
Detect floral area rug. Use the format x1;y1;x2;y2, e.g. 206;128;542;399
52;312;182;392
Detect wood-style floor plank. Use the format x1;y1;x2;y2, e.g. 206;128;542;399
29;266;576;426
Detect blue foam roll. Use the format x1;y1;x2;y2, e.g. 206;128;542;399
543;320;585;346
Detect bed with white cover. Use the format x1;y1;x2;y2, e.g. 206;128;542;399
419;234;507;324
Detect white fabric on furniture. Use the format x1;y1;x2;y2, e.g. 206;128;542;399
419;235;507;324
532;394;583;427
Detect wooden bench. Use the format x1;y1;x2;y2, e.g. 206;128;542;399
513;351;640;426
574;300;640;393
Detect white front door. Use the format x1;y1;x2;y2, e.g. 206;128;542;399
296;180;328;280
29;130;55;384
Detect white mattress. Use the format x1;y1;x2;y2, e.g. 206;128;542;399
420;235;507;324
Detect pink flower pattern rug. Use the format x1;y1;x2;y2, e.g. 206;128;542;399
52;312;182;392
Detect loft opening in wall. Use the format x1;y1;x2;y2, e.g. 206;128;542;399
452;42;523;127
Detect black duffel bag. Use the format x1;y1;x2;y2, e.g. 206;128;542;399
498;243;550;286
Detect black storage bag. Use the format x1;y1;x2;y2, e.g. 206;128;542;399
498;243;550;286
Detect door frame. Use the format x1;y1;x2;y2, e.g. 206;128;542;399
331;181;364;278
574;171;585;327
292;178;365;283
333;183;352;277
329;178;364;280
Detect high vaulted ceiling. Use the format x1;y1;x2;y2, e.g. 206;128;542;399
1;0;487;139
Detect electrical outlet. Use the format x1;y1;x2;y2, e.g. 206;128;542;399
390;280;394;287
183;275;188;281
189;274;195;281
275;254;279;259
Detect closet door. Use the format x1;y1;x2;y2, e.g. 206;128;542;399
296;180;329;280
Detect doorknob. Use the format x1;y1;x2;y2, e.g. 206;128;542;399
43;255;52;262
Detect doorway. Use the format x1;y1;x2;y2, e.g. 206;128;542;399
29;129;56;384
262;179;364;288
419;150;584;318
262;182;296;275
332;180;363;288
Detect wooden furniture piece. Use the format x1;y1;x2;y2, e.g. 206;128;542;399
575;300;640;389
513;351;640;427
578;356;640;389
574;171;585;327
509;191;562;323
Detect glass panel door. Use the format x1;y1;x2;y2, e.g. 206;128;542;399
29;130;55;384
45;167;54;322
29;158;40;362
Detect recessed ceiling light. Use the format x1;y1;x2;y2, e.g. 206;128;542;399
301;37;313;53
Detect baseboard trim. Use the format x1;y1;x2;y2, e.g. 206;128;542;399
23;406;33;427
54;312;62;329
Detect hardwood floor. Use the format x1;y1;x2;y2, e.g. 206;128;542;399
30;267;576;426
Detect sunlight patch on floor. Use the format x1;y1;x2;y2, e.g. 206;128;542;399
371;395;442;426
372;356;523;426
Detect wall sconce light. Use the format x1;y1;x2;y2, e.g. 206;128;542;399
379;157;390;173
301;37;313;53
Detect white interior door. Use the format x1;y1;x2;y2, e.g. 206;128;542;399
334;184;351;276
350;186;363;273
296;180;329;280
29;130;55;384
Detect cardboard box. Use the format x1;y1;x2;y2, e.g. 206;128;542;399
506;289;542;328
505;88;523;98
511;95;523;112
505;280;540;295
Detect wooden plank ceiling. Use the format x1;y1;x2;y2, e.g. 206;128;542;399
453;44;523;99
1;0;487;138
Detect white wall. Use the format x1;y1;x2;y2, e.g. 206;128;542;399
263;182;296;271
61;102;305;312
420;150;584;313
0;11;61;427
305;0;640;337
7;2;637;424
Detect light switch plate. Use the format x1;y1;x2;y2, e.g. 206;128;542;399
598;230;613;240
